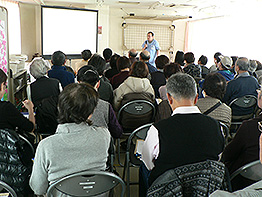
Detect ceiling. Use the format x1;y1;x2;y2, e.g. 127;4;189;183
18;0;261;20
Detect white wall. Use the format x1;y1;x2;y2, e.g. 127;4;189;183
19;3;187;63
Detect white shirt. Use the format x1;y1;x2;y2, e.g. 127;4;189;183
141;106;201;170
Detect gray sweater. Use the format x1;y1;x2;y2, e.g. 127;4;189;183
29;122;110;195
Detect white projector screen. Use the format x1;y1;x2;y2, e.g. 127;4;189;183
41;6;98;59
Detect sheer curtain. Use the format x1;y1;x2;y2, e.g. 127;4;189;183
185;14;262;67
0;0;21;54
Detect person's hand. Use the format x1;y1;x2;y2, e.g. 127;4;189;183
23;100;34;112
144;44;147;49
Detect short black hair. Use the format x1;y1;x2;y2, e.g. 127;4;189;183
58;83;99;125
103;48;113;61
155;55;169;69
117;56;130;71
0;69;7;84
81;49;92;61
203;72;226;100
147;31;154;36
184;52;195;64
163;63;182;79
130;61;149;78
174;51;184;66
51;51;66;66
198;55;208;65
88;54;106;75
110;54;120;69
77;65;100;87
214;52;222;63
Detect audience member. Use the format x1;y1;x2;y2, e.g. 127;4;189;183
150;55;169;98
105;53;120;79
196;73;231;128
103;48;113;63
159;63;182;101
77;65;122;138
223;57;259;117
174;50;184;66
128;48;138;65
114;61;155;110
249;59;258;76
140;50;157;73
30;83;111;195
48;51;75;89
217;55;234;81
209;52;222;72
73;49;92;73
198;55;209;78
140;73;224;196
255;60;262;79
0;69;35;134
28;58;61;106
110;56;130;89
88;54;114;104
222;85;262;191
183;52;201;79
230;56;238;75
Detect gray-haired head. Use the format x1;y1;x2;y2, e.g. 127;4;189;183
166;73;197;101
30;58;50;79
236;57;249;71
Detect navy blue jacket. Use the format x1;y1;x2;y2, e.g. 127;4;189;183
48;65;75;88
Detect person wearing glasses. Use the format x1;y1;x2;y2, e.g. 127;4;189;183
0;69;35;133
222;87;262;191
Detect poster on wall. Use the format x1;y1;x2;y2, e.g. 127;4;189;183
0;7;8;101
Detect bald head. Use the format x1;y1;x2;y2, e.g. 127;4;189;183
140;50;150;61
129;49;137;58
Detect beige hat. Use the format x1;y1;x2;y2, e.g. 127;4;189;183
219;55;233;70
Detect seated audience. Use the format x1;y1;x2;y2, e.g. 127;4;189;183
128;48;138;65
198;55;209;79
223;57;259;117
27;58;61;106
183;52;201;79
103;48;113;71
230;56;238;75
217;55;234;81
209;52;222;73
73;49;92;73
30;83;111;195
77;65;122;138
174;50;184;66
0;69;35;134
140;50;157;73
255;60;262;79
48;51;75;88
159;63;182;101
110;56;130;89
249;59;258;77
114;61;155;110
64;55;76;77
222;86;262;191
88;54;114;104
196;73;231;128
150;55;169;98
105;53;120;79
140;73;224;196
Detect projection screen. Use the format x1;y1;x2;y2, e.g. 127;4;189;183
41;6;98;59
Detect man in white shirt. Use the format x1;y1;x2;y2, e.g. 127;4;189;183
139;73;224;196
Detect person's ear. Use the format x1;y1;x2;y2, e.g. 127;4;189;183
0;82;3;91
193;94;198;105
167;93;173;105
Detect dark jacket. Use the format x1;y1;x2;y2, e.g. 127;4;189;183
147;160;230;196
150;71;166;98
0;129;32;196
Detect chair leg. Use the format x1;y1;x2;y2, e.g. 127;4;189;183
117;138;124;167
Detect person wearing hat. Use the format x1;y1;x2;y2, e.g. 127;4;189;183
217;55;234;81
223;57;260;117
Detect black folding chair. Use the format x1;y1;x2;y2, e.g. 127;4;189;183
0;180;17;197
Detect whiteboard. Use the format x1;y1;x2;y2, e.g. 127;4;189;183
41;6;98;59
0;6;9;101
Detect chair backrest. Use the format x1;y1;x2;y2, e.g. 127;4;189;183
230;160;262;181
229;95;257;108
0;180;17;197
127;123;153;166
18;134;35;156
118;100;155;131
219;122;229;145
46;171;125;197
